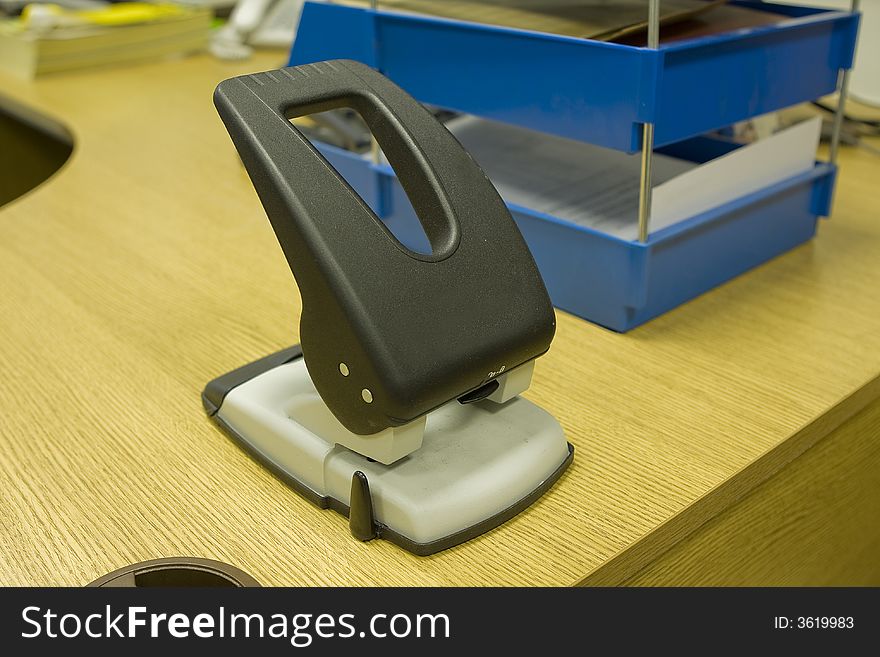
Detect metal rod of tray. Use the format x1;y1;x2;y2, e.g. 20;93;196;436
637;0;660;243
829;0;860;166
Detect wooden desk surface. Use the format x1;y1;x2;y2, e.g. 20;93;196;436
1;53;879;586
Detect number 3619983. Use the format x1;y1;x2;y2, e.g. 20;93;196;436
774;617;854;629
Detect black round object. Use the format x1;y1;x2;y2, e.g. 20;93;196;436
88;557;260;587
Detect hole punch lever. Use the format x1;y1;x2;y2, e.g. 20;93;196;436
214;60;556;435
205;62;573;555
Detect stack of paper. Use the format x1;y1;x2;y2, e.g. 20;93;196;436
0;3;211;78
445;115;822;241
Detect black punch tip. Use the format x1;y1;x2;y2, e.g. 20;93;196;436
349;471;377;542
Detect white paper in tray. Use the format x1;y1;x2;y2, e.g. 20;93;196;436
650;116;822;236
446;115;821;241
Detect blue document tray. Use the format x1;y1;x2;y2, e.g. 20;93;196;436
290;1;859;153
310;136;835;332
287;0;851;331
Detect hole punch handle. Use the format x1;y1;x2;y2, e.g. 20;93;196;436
214;60;555;435
215;59;465;261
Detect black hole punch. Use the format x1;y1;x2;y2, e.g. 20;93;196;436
206;61;571;555
213;60;556;435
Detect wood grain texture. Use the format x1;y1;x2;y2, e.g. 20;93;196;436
624;395;880;586
0;53;879;586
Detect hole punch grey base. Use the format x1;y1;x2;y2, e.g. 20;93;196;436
203;346;573;556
